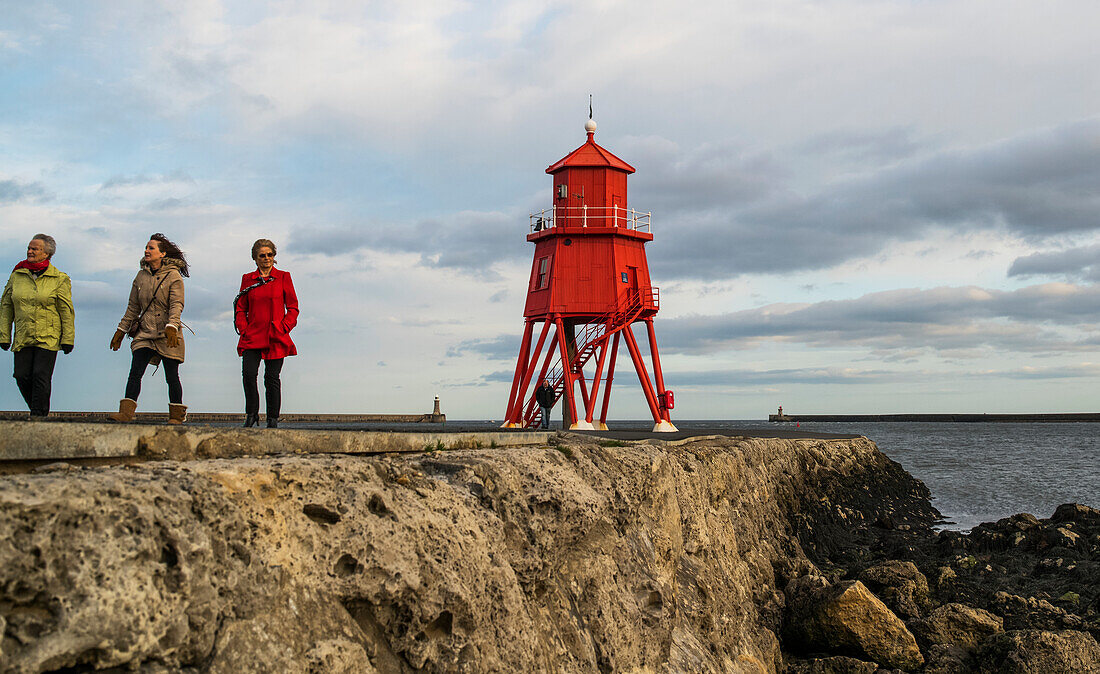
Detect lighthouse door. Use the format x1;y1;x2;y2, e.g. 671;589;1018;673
625;266;639;304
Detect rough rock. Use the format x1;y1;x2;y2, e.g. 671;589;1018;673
784;654;879;673
976;629;1100;673
857;560;930;620
784;578;923;670
0;435;912;673
990;591;1086;633
921;644;972;674
914;602;1002;651
1;429;1097;673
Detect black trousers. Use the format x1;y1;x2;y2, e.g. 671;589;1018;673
242;349;284;418
125;348;183;404
13;347;58;416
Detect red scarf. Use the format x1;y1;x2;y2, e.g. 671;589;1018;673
14;259;50;273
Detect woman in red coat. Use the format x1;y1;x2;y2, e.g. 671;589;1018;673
235;238;298;427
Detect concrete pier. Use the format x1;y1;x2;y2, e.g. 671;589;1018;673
0;420;543;472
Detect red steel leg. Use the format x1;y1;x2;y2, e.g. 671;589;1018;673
585;340;611;424
503;320;534;426
509;319;552;424
622;324;661;422
555;317;579;428
645;319;670;422
599;332;620;429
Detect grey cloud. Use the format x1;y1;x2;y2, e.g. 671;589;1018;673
0;179;47;202
100;170;195;191
147;197;186;211
446;334;520;360
642;118;1100;279
1008;245;1100;282
674;367;902;386
796;127;923;164
291;210;525;274
670;363;1100;388
660;283;1100;356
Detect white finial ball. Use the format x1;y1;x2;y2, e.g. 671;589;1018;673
585;118;597;133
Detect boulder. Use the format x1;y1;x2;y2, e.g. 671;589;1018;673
857;560;931;620
914;603;1002;651
785;578;924;671
976;629;1100;673
921;644;971;674
1051;503;1100;524
785;654;879;673
991;591;1085;632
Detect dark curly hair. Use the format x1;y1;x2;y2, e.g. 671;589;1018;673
149;233;189;277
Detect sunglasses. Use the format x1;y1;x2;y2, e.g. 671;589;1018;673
257;253;275;258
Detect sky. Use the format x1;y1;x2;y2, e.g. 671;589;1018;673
2;1;1100;420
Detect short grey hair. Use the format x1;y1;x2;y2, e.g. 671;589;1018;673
32;234;56;258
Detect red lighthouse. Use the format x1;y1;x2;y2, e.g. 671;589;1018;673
502;118;677;432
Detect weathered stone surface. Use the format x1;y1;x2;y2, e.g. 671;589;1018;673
921;644;972;674
0;435;908;673
857;560;931;620
784;578;924;671
784;654;879;673
915;602;1002;651
976;629;1100;673
990;591;1087;633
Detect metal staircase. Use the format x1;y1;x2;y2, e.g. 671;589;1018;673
521;287;657;429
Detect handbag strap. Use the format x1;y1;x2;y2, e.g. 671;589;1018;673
129;272;170;336
232;275;274;335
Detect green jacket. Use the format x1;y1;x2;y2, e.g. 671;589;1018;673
0;264;75;352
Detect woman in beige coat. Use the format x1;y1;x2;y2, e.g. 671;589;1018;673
109;233;188;424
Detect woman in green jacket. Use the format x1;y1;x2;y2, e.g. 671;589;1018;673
0;234;75;417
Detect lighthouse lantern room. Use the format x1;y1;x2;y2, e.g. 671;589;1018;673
502;118;676;432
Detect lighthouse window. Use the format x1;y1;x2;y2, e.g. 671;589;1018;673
621;272;629;283
536;256;551;289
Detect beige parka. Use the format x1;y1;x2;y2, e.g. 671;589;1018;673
117;258;185;363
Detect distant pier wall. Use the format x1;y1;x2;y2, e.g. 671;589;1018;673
769;413;1100;422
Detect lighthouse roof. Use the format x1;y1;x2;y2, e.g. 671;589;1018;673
546;132;635;174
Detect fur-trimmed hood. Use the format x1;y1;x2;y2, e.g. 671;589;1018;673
139;257;188;276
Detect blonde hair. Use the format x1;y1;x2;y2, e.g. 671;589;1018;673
251;238;277;261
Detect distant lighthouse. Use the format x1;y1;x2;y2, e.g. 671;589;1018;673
501;117;676;432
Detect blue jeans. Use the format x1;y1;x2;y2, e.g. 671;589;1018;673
540;406;552;429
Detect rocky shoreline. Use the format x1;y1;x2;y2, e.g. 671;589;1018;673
0;431;1096;672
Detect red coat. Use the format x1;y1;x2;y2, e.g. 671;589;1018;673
235;268;299;359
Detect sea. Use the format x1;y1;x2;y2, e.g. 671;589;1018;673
654;419;1100;532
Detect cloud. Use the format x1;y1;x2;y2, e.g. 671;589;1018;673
0;179;47;202
660;282;1100;356
668;363;1100;388
289;209;523;275
1008;244;1100;282
446;334;519;360
99;170;195;191
641;118;1100;279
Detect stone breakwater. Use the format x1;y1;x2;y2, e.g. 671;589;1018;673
0;432;1096;673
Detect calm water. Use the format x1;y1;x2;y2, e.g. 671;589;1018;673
677;420;1100;531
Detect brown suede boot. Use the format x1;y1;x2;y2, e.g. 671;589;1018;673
109;398;137;423
168;403;187;425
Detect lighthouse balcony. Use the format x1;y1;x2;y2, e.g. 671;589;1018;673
529;206;651;234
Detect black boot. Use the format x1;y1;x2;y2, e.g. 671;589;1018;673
266;416;278;428
243;413;259;428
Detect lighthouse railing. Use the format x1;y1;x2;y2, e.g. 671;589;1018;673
530;206;652;233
